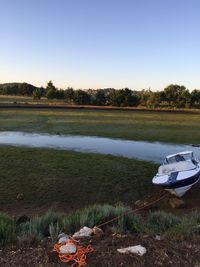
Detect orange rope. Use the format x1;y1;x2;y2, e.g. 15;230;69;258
96;192;169;228
53;239;94;267
53;192;168;266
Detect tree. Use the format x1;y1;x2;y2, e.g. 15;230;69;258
138;90;152;106
64;87;75;103
146;91;163;108
108;88;139;107
33;88;42;100
73;90;91;105
164;84;189;107
176;89;191;108
19;83;36;96
191;89;200;106
93;90;107;105
46;80;56;91
46;81;57;99
55;89;65;99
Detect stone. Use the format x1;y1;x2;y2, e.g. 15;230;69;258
134;200;148;208
155;235;162;241
73;226;93;238
58;236;70;244
59;243;77;254
93;226;104;237
16;193;24;200
168;197;185;209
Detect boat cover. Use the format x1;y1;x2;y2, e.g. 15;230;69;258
158;161;195;175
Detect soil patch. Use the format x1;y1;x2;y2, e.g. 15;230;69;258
1;235;200;267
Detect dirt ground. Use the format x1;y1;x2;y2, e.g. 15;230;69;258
1;181;200;218
1;183;200;266
1;234;200;267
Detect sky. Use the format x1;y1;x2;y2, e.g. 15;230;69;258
0;0;200;91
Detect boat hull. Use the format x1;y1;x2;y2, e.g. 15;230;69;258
166;182;199;197
153;170;200;197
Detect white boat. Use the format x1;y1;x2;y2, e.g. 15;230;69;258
152;151;200;197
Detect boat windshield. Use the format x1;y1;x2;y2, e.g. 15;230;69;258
166;152;194;164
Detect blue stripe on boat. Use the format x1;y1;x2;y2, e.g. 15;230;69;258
163;171;200;189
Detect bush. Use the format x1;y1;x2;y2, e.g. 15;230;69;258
147;211;181;233
2;207;200;246
18;211;63;241
168;211;200;238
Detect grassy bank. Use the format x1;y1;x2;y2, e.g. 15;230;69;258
0;147;157;206
1;205;200;246
1;108;200;143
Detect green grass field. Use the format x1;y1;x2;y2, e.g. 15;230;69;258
0;147;157;206
1;107;200;249
0;95;64;103
1;108;200;144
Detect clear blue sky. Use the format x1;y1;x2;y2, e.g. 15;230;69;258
0;0;200;90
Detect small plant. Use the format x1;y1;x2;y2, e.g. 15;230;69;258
2;207;200;246
0;214;16;245
168;212;200;238
147;211;181;233
18;211;63;243
49;222;61;243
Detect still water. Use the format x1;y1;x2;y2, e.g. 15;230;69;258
0;131;200;164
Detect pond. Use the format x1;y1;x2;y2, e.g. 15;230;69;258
0;131;200;164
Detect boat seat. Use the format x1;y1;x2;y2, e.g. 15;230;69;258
158;161;196;175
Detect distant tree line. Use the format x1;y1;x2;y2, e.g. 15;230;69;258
1;81;200;108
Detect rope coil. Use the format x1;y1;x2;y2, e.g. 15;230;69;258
53;192;168;266
53;239;94;267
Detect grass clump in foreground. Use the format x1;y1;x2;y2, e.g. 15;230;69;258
0;214;16;245
1;205;200;246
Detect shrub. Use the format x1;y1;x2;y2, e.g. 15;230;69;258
168;211;200;238
18;211;63;241
147;211;181;233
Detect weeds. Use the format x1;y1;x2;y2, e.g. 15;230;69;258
0;214;16;245
147;211;181;233
1;206;200;246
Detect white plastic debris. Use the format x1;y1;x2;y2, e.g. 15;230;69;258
59;243;77;254
117;245;147;256
155;235;161;241
73;226;93;238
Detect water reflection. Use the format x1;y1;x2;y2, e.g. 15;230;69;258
0;131;200;164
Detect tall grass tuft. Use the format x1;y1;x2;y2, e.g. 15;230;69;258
0;214;16;245
18;211;63;243
168;211;200;238
147;211;181;233
2;206;200;246
49;222;61;243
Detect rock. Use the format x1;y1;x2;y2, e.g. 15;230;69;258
16;193;24;200
73;226;93;238
93;226;104;237
58;233;70;244
134;200;148;208
59;243;77;254
155;235;162;241
117;245;147;256
168;197;185;209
